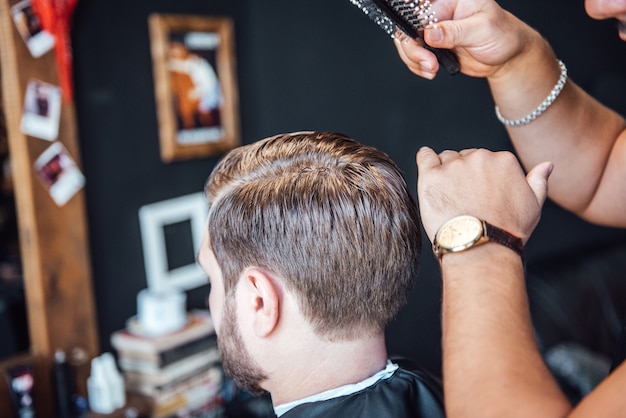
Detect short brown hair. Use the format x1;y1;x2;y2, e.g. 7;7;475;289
205;132;421;340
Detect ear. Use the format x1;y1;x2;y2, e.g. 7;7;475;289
241;268;281;338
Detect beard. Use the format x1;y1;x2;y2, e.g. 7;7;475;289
218;296;268;396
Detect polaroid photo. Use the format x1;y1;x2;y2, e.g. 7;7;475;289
34;142;85;206
11;0;55;58
20;79;62;141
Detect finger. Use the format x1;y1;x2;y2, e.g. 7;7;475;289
393;36;439;79
424;14;487;50
526;161;554;207
416;146;441;170
459;148;478;156
438;149;461;163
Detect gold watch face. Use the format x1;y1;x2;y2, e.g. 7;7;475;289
436;215;484;251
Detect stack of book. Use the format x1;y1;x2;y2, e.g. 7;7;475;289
111;310;223;417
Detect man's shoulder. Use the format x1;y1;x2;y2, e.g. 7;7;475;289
282;359;445;418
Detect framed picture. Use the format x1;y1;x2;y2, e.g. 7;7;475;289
149;14;240;163
138;192;209;292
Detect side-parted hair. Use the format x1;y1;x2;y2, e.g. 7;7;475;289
205;132;421;340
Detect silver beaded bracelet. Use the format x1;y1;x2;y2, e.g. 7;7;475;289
495;60;568;127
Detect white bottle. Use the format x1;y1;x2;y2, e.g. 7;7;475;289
100;352;126;409
87;356;115;414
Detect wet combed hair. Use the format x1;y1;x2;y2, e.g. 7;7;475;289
205;132;421;340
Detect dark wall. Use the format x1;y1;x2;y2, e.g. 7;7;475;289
72;0;626;378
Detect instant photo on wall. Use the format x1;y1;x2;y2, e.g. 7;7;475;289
10;0;55;58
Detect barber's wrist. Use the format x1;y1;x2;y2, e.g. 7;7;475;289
489;28;554;85
439;242;524;269
432;215;524;261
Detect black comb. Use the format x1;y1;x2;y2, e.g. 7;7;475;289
349;0;460;75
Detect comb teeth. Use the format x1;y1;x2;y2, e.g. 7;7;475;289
349;0;397;36
349;0;460;75
349;0;437;38
389;0;437;30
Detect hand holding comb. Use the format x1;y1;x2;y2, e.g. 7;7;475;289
349;0;460;75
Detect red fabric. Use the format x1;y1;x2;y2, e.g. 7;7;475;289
31;0;79;102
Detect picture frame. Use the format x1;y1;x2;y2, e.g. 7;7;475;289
138;192;209;292
149;14;240;163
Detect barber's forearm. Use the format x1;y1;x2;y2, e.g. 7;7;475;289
487;36;626;218
440;244;571;418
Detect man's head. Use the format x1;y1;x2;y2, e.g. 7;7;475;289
198;131;421;393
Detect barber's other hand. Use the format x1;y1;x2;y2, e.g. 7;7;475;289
416;147;553;244
393;0;538;79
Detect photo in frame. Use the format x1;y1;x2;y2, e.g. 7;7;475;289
149;14;240;163
138;192;209;292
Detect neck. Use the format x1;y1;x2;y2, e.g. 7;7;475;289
265;332;388;406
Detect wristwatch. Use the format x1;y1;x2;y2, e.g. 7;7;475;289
433;215;524;259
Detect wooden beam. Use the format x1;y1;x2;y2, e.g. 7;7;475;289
0;0;99;414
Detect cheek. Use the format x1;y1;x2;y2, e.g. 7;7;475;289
207;287;224;332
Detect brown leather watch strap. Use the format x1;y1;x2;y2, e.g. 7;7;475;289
483;221;524;256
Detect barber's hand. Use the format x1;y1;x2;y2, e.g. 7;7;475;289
393;0;538;79
416;147;553;244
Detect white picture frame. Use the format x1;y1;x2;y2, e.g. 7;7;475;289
139;192;208;291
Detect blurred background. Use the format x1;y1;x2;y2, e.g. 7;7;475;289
63;0;626;405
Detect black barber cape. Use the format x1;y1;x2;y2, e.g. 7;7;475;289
280;360;445;418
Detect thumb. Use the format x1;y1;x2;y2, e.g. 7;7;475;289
424;12;491;50
526;161;553;207
424;21;462;49
415;146;440;171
